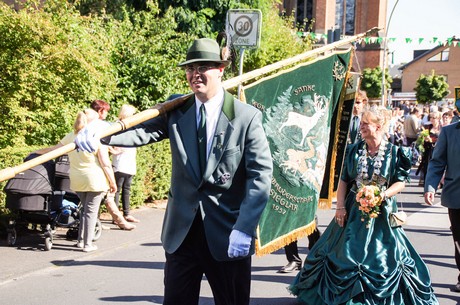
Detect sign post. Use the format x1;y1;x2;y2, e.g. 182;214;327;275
226;9;262;99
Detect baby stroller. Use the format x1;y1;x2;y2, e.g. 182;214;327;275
4;154;101;250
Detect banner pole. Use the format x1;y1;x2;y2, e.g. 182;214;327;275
0;94;190;182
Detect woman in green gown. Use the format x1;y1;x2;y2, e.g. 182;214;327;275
289;106;439;305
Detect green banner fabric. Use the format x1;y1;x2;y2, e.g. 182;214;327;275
243;50;351;255
319;72;361;205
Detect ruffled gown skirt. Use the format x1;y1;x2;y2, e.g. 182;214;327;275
289;195;439;305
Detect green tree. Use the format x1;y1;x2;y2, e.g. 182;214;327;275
243;9;313;72
109;3;191;110
0;1;117;148
414;70;450;104
70;0;314;78
360;66;392;99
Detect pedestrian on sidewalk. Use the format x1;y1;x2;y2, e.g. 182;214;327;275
90;100;136;231
111;104;140;224
35;109;117;252
424;120;460;293
75;37;273;305
404;107;421;147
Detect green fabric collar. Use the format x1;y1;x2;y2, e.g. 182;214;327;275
222;90;235;121
179;90;235;121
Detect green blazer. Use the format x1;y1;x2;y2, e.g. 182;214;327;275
104;91;273;261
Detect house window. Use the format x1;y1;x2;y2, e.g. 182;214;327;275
335;0;356;35
427;48;450;62
295;0;314;30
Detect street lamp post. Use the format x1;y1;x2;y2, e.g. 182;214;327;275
381;0;400;107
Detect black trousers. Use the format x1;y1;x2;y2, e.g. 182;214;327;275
114;171;133;216
448;208;460;282
163;214;251;305
284;227;321;263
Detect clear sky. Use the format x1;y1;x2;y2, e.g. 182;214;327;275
385;0;460;65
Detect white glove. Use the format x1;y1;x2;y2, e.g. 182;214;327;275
228;229;252;258
75;119;106;152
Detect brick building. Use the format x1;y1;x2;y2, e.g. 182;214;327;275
280;0;388;71
399;41;460;100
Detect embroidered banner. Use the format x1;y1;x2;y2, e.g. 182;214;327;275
243;50;352;255
319;72;361;207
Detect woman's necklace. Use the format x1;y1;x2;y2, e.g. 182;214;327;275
356;139;388;188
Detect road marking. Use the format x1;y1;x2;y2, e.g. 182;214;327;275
406;203;449;228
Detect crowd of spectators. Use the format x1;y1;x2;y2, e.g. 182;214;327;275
386;100;459;185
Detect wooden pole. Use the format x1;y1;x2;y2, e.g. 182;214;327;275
0;94;191;182
0;28;377;183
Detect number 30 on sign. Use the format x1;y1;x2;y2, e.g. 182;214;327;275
226;9;262;48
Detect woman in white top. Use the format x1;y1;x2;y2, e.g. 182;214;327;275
111;104;140;223
36;109;116;252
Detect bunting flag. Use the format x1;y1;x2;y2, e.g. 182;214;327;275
243;50;352;256
297;32;459;47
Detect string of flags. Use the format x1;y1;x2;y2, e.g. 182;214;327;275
298;32;459;47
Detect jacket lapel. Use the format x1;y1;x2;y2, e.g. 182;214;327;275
177;96;202;181
202;91;235;181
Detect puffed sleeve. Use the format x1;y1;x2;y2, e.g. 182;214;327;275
392;145;411;184
340;142;361;183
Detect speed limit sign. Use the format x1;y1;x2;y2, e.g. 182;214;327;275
226;9;262;48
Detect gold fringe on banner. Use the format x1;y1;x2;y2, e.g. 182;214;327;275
255;220;317;256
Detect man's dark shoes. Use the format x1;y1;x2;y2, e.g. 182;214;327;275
454;282;460;292
278;261;301;273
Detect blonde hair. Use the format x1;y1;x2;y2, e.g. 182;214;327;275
118;104;137;120
429;112;441;119
73;108;98;133
361;105;391;133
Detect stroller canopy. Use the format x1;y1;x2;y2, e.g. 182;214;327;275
4;153;55;195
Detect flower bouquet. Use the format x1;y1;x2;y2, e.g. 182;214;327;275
415;129;430;153
355;185;384;228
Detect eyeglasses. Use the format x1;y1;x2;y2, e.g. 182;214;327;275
184;65;217;74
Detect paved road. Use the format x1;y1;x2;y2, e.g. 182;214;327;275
0;170;459;304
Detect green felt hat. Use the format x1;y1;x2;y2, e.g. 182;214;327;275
178;38;231;67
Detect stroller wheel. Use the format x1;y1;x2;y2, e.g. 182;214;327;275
7;228;17;246
44;236;53;251
93;219;102;241
44;225;53;251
